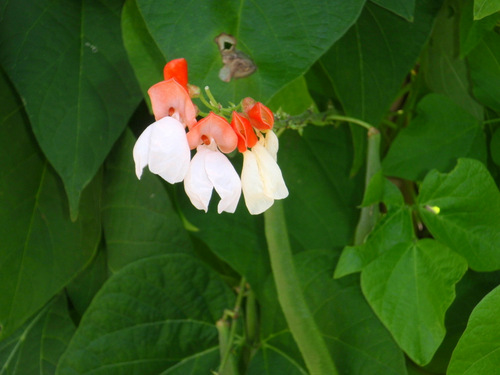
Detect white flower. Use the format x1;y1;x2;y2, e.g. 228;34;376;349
133;116;190;183
184;144;241;214
241;134;288;215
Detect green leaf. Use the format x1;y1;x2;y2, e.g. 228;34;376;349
158;348;219;374
360;170;404;208
0;0;142;218
279;126;364;251
178;189;270;293
491;127;500;166
65;244;108;317
320;0;441;126
267;76;315;115
468;32;500;114
56;254;234;375
448;285;500;374
370;0;415;21
103;129;192;272
122;0;164;107
335;205;414;278
422;0;484;119
460;0;500;58
261;250;408;375
0;72;100;339
474;0;500;19
417;158;500;271
361;239;468;365
135;0;366;105
0;295;75;375
247;341;308;375
424;270;500;373
382;94;487;181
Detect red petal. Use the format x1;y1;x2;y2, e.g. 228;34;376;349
163;58;189;90
148;78;197;128
246;102;274;130
187;113;237;153
231;112;258;153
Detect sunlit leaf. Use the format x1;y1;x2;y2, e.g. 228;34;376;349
474;0;500;19
56;254;234;374
361;239;468;365
448;285;500;374
0;0;142;218
0;72;100;339
417;158;500;271
260;250;408;375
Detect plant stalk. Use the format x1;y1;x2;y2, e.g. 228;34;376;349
354;127;381;245
264;201;339;375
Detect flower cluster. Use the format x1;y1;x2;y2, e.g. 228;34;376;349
133;58;288;215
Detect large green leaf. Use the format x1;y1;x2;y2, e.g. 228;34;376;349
56;254;234;375
448;285;500;374
0;0;142;218
135;0;366;105
370;0;415;20
65;244;108;317
468;32;500;114
178;189;270;294
382;94;486;181
417;158;500;271
320;0;441;126
247;339;308;375
121;0;164;106
474;0;500;19
361;239;468;365
424;269;500;373
259;250;408;375
422;0;484;119
279;126;364;251
0;295;75;375
103;129;192;272
0;72;100;339
459;0;500;58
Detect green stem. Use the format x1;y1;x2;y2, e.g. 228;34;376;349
264;201;339;375
354;127;381;245
245;287;258;346
326;114;372;130
218;277;246;373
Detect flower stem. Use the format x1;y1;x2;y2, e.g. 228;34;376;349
264;201;339;375
354;127;381;245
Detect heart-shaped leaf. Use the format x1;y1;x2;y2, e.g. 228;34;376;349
0;72;100;339
0;0;142;218
417;158;500;271
135;0;366;105
361;239;468;365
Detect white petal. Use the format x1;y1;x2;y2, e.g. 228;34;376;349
262;130;279;160
133;125;153;179
253;144;289;200
184;146;213;212
147;117;191;183
241;150;274;215
205;149;241;214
